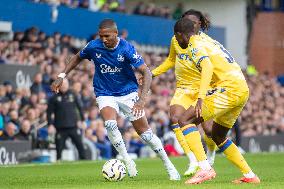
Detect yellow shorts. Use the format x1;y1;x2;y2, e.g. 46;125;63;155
170;88;198;109
201;87;249;128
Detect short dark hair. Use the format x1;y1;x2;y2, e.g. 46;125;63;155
99;19;117;30
181;9;210;31
174;18;195;34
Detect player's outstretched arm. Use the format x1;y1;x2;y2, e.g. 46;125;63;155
151;38;176;77
132;64;152;117
152;57;175;78
50;52;82;93
63;52;82;75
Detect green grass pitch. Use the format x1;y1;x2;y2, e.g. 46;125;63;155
1;153;284;189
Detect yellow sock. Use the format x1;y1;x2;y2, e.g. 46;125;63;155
204;134;217;152
171;124;191;154
219;138;251;174
182;124;207;161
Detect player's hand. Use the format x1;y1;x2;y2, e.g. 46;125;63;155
132;99;145;118
48;124;56;134
51;77;63;94
195;98;203;118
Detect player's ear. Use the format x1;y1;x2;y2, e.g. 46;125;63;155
113;30;118;38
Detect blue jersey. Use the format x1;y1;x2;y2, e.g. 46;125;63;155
79;38;144;97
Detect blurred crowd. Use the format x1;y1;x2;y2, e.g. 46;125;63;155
0;27;284;159
241;73;284;136
31;0;127;13
30;0;186;19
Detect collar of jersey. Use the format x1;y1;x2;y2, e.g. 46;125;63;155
103;37;120;50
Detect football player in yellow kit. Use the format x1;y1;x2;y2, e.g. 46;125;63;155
152;10;217;176
173;18;260;184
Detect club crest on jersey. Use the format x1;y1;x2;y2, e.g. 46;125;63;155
191;48;198;59
96;53;101;58
117;54;124;62
100;64;122;74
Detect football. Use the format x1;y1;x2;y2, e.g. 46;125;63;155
102;159;127;181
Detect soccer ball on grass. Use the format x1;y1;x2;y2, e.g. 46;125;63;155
102;159;127;181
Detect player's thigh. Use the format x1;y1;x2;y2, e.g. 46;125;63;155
202;88;236;123
214;93;249;129
117;92;145;122
96;96;118;120
201;119;214;136
170;88;197;110
170;105;186;124
178;105;203;126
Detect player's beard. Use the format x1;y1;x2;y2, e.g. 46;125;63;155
108;37;118;48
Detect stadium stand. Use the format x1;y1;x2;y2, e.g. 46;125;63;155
30;0;181;19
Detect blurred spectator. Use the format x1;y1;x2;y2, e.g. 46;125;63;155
133;1;145;15
123;127;144;157
30;73;44;94
0;104;4;134
3;81;15;100
95;121;112;159
172;2;183;19
0;84;9;103
15;119;34;141
119;29;128;40
9;110;20;128
277;75;284;86
0;122;18;140
85;119;112;159
85;107;99;127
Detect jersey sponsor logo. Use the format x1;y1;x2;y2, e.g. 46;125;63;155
96;53;102;59
177;53;191;61
117;54;124;62
100;64;122;74
133;52;141;60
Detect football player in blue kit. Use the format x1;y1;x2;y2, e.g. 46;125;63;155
51;19;180;180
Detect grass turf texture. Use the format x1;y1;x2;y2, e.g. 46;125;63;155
1;153;284;189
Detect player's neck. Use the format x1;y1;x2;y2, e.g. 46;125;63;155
104;37;120;50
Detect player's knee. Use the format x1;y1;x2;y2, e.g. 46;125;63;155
212;135;226;146
104;120;118;131
140;129;153;142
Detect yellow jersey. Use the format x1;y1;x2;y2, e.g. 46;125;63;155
188;34;248;99
152;33;209;90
